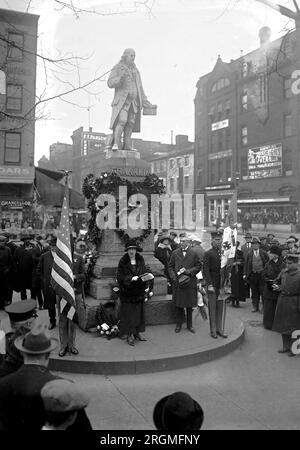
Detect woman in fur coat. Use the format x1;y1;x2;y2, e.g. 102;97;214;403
117;240;152;346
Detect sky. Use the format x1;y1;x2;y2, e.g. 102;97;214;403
0;0;295;162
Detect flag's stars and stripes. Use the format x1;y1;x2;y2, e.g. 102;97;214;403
50;184;76;320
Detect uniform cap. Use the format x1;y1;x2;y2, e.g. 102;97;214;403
211;231;223;239
5;299;37;323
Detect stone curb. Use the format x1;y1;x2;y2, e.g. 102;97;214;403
48;319;245;375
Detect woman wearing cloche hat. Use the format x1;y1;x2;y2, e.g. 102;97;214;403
117;239;153;346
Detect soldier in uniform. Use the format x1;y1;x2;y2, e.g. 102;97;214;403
203;231;227;339
0;299;37;378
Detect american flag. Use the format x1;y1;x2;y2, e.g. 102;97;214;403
51;183;76;320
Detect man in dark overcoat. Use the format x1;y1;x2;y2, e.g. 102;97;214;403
203;231;227;339
168;233;202;333
0;323;92;430
30;236;44;309
13;235;34;300
262;245;284;330
37;236;57;330
241;232;252;298
244;237;269;312
273;253;300;356
0;235;13;309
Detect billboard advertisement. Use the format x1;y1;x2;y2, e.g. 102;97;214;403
248;143;282;179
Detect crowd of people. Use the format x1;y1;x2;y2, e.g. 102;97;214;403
240;208;299;232
0;225;300;429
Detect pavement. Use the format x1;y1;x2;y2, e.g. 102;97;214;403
53;301;300;430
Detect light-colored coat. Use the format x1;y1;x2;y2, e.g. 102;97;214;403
108;62;147;133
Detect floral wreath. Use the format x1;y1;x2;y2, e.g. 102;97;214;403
82;172;166;246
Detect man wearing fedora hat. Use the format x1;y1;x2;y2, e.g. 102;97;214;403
0;299;37;378
168;233;202;334
13;235;34;300
0;322;92;430
153;391;204;430
203;231;227;339
262;246;284;330
244;237;268;312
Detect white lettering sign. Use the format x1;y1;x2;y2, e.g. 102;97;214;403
291;70;300;96
211;119;229;131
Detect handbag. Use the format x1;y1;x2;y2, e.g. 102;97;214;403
177;273;191;287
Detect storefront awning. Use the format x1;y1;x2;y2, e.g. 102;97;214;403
238;197;290;204
35;167;85;209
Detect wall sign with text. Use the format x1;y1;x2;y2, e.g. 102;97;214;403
248;143;282;179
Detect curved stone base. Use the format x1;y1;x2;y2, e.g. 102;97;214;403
48;316;245;375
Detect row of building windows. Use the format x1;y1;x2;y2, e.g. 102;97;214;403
169;175;190;192
239;114;293;147
152;156;191;172
209;75;294;120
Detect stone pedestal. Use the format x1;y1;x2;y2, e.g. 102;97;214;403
79;148;174;331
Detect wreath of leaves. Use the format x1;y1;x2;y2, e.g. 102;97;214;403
82;172;166;246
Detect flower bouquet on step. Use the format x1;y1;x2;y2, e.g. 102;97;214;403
96;321;120;340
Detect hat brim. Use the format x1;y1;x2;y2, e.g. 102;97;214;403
14;336;59;354
152;395;203;430
125;246;143;252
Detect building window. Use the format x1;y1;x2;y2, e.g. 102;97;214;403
184;156;189;166
170;178;175;192
8;32;24;60
169;159;175;169
226;159;231;181
218;159;223;183
208;105;215;121
217;103;222;120
218;131;223;151
225;99;230;116
259;73;267;103
0;71;6;94
241;154;248;179
241;126;248;145
184;175;189;189
283;77;292;99
284;114;292;137
211;78;230;93
211;132;218;153
283;149;293;176
241;61;248;78
209;160;216;184
6;84;23;112
4;132;21;164
241;92;248;111
160;160;166;171
225;128;231;150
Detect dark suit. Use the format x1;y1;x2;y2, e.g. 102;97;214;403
13;246;34;299
245;249;269;310
168;246;201;329
30;243;44;308
0;364;92;430
37;251;56;326
203;247;224;335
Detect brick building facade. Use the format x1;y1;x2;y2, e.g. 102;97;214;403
194;27;300;228
0;9;38;227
